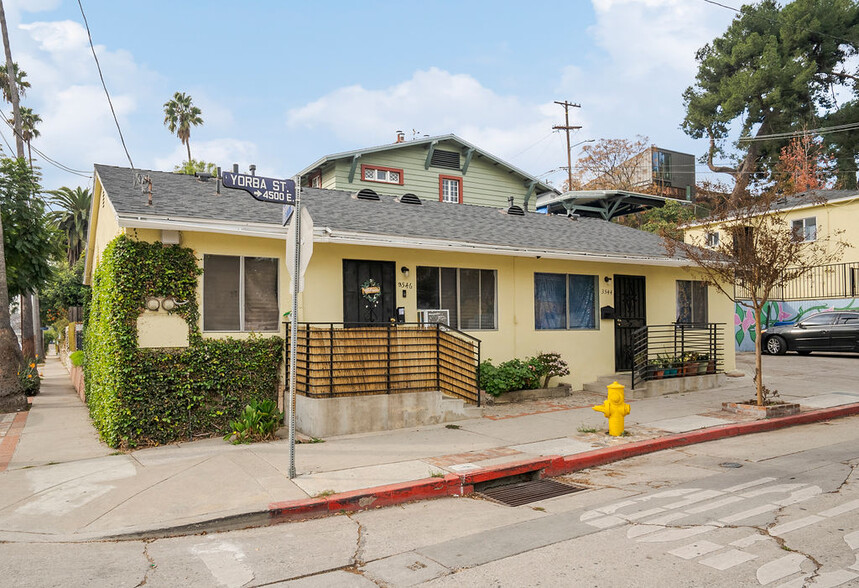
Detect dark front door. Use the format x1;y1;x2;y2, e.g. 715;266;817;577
343;260;396;325
614;274;646;371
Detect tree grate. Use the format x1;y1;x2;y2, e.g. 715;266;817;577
477;479;585;507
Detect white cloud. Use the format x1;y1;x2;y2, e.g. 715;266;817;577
153;139;259;173
287;67;564;178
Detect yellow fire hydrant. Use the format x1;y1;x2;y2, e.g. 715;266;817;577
592;381;630;437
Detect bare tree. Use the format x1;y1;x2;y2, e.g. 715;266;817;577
571;136;650;191
668;190;848;406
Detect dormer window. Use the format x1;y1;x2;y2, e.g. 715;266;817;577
361;164;404;185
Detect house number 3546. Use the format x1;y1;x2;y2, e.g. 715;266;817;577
398;282;413;289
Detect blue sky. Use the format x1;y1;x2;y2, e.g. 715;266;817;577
7;0;737;192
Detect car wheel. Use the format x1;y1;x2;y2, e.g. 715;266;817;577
797;350;812;356
766;335;787;355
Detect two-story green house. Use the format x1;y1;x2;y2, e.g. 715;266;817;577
297;133;558;210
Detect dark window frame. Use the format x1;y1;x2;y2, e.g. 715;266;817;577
203;254;279;333
534;272;598;331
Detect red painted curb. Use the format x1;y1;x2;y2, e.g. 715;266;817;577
266;403;859;522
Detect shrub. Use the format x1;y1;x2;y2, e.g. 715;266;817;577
85;236;284;448
479;358;540;397
225;399;283;444
19;358;40;396
69;350;84;367
531;352;570;388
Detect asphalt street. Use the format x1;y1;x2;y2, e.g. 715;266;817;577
4;414;859;587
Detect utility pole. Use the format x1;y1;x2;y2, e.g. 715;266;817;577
553;100;581;191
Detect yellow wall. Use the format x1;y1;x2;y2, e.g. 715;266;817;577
685;197;859;264
89;180;125;273
92;216;736;388
303;243;736;389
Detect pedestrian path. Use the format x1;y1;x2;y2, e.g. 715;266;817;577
0;353;858;542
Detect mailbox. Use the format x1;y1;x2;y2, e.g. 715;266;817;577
600;305;615;320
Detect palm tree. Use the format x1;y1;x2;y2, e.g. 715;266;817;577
7;106;39;168
47;186;92;267
163;92;203;164
0;61;28;103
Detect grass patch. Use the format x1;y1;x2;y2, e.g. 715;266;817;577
429;471;445;478
576;424;600;433
532;506;546;512
445;424;461;430
314;489;336;498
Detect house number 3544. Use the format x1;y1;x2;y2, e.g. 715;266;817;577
601;288;613;295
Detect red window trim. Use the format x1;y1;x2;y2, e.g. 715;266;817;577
360;164;405;186
438;175;463;204
308;171;322;188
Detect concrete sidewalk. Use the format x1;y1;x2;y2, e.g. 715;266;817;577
1;353;858;543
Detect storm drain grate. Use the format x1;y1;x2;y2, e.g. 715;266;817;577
478;479;585;507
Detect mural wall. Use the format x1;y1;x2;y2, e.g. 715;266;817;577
735;298;859;351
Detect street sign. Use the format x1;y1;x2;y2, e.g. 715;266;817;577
222;171;296;204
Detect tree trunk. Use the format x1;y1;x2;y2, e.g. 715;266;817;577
186;140;192;166
20;291;34;358
754;305;763;406
0;0;27;412
32;291;41;359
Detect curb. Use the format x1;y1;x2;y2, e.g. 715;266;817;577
265;402;859;524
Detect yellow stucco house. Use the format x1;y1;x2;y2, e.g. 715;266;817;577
85;164;735;437
684;190;859;351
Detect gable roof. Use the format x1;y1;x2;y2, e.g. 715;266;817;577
92;164;688;266
296;133;558;195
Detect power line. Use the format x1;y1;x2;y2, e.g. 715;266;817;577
0;110;91;177
738;121;859;142
701;0;856;46
77;0;135;172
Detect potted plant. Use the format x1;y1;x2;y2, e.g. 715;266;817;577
647;358;664;380
660;354;678;378
682;352;699;377
696;352;709;375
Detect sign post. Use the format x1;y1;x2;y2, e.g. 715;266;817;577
222;170;300;479
286;180;301;479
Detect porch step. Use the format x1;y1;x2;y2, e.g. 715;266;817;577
441;395;483;421
582;373;634;393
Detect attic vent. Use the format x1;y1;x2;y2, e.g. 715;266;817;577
356;188;380;201
430;149;461;170
399;193;422;205
506;205;525;216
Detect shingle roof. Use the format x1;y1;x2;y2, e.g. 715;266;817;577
770;189;858;211
95;164;685;262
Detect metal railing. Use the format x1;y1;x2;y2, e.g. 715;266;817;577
631;323;725;390
734;261;859;301
284;322;481;405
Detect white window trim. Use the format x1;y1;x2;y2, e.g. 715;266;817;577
792;216;817;242
705;231;720;248
202;255;280;333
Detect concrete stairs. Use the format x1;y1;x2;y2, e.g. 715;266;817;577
441;394;483;422
582;373;635;394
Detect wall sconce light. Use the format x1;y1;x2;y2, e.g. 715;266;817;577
145;297;160;311
604;276;612;283
161;297;177;311
401;266;410;277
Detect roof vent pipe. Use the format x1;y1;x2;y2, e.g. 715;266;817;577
233;164;239;174
396;130;405;143
507;196;514;208
249;164;256;176
216;166;221;194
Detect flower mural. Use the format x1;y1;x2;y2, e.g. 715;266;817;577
734;298;859;351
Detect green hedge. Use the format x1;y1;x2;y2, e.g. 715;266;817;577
85;235;283;448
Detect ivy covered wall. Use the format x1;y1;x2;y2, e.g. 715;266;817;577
85;235;283;448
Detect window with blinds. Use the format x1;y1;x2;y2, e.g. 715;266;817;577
203;255;279;332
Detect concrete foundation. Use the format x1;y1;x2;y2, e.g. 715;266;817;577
629;373;727;399
295;391;480;438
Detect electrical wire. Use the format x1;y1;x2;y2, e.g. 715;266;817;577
77;0;135;172
701;0;857;46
